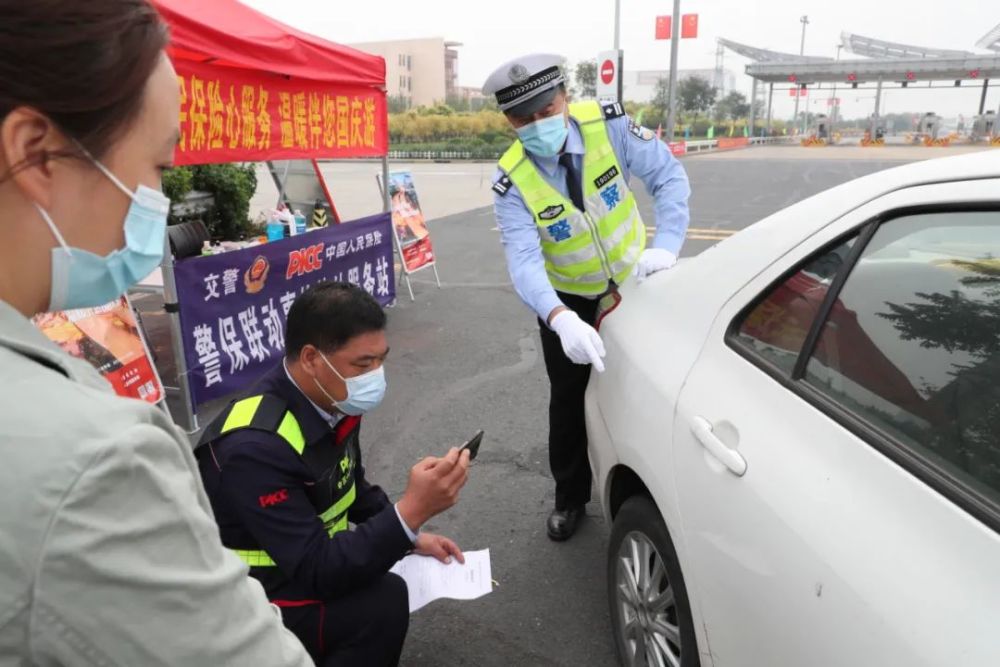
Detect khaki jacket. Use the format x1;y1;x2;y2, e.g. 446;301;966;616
0;302;312;666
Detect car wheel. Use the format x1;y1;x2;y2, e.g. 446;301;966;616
608;496;699;667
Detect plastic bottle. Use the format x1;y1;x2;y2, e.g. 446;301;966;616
266;210;285;242
293;209;307;235
279;208;297;237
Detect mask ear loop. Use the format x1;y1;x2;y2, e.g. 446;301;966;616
34;203;72;256
74;140;138;203
316;352;347;410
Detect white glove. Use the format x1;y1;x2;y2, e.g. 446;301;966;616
633;248;677;283
550;310;606;372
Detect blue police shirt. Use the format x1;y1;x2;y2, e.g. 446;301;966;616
493;113;691;321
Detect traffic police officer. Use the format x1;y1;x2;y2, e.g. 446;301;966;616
484;54;690;541
197;282;470;666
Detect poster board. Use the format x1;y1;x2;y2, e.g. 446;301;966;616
388;171;436;274
32;296;165;404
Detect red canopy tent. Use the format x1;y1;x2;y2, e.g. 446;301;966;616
152;0;389;165
143;1;395;433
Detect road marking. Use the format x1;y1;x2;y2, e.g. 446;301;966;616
646;227;736;239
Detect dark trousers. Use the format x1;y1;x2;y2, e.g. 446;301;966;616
538;292;600;511
279;573;409;667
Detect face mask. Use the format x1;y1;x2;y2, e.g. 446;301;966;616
35;156;169;311
315;354;387;416
517;113;569;158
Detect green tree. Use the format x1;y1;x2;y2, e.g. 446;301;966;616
714;91;750;121
162;167;193;209
574;60;597;99
387;95;411;113
191;164;257;240
678;76;717;116
648;78;672;127
162;164;257;240
445;94;471;112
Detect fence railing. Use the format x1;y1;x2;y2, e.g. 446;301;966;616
386;136;795;162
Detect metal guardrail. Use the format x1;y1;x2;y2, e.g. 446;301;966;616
679;136;795;153
387;137;795;161
388;150;501;160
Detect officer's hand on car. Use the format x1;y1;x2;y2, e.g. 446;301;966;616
397;447;470;532
633;248;677;283
549;308;606;372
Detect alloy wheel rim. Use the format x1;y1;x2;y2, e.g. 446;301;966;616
615;531;682;667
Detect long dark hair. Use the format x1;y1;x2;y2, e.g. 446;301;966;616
0;0;168;172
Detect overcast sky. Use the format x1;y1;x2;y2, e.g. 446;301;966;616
243;0;999;120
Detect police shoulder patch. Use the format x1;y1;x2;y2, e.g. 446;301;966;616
628;120;655;142
492;175;512;196
538;204;566;221
602;102;626;120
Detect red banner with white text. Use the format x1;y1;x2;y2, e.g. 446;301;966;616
173;60;388;165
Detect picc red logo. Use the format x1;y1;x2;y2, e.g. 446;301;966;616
286;243;325;279
259;489;289;508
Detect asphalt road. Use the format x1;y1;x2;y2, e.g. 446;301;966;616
138;150;926;666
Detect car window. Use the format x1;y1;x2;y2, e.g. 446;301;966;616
733;236;856;374
804;211;1000;505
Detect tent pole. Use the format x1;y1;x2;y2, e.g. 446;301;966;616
162;236;198;435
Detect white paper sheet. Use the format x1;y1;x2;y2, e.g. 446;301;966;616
389;548;492;612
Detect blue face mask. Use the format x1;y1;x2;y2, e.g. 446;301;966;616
36;157;169;311
517;114;569;158
316;355;387;416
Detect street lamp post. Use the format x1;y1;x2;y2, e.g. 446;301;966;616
665;0;681;141
613;0;621;51
830;44;842;129
794;15;809;134
612;0;624;101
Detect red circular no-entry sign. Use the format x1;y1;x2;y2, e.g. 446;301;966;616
601;59;615;85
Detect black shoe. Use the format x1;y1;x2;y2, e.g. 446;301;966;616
547;506;585;542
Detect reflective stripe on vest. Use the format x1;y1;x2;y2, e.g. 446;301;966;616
498;101;646;295
221;395;355;569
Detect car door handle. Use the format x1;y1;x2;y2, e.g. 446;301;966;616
691;416;747;477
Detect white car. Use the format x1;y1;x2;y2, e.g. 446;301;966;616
585;150;1000;667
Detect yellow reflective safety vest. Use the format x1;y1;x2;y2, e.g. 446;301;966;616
497;101;646;295
197;393;359;569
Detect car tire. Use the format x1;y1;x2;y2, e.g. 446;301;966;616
608;495;700;667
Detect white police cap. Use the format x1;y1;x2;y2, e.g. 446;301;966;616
482;53;566;116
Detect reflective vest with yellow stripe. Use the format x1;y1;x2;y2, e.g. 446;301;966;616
497;101;646;296
197;393;359;569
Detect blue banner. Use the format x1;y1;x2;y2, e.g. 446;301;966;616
174;212;395;407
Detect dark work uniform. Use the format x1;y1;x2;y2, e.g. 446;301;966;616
196;365;413;667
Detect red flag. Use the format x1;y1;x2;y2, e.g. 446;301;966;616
655;15;671;40
681;14;698;39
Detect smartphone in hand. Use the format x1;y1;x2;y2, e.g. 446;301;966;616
459;430;485;460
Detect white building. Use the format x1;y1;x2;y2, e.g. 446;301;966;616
349;38;463;108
